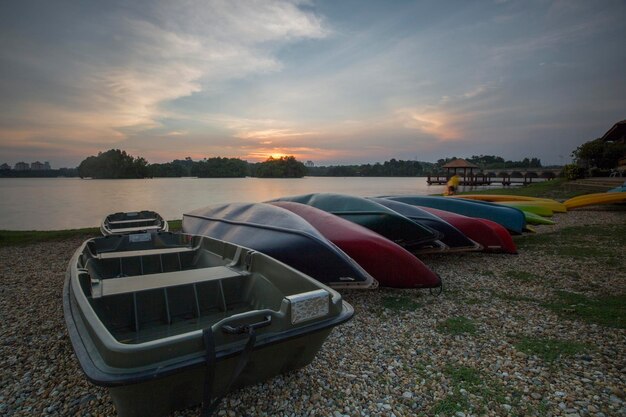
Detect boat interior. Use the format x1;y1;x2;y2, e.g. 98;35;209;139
104;211;165;233
75;233;322;345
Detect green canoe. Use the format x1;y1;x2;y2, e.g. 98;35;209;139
268;193;442;249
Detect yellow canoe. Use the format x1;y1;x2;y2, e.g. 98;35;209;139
563;192;626;209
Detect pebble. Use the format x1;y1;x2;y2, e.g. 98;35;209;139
1;210;625;417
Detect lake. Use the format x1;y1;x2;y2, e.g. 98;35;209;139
0;177;508;230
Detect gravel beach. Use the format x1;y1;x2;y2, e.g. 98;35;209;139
1;208;625;417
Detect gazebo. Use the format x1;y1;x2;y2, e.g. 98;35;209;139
442;159;480;181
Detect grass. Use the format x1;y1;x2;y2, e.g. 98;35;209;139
504;270;542;283
0;219;183;247
431;392;470;415
517;224;626;264
437;316;477;335
493;292;539;303
543;291;626;329
514;336;590;362
431;365;508;415
381;295;422;311
0;227;100;246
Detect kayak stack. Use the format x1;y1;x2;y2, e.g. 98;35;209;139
66;187;618;416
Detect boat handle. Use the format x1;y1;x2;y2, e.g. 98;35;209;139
221;314;272;335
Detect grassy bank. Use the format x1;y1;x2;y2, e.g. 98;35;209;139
457;178;603;200
0;219;182;247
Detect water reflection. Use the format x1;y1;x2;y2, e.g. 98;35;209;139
1;177;499;230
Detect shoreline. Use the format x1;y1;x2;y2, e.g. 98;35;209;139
1;208;624;416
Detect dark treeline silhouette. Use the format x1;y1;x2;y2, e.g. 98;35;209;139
250;156;307;178
307;159;433;177
435;155;542;170
78;149;149;179
76;150;306;178
31;150;548;180
148;157;248;178
0;168;78;177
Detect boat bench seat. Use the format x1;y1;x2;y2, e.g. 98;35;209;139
96;246;196;259
105;225;163;233
108;218;158;225
92;266;248;298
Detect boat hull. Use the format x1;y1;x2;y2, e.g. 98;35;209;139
369;198;481;253
268;193;441;249
563;192;626;209
183;203;377;288
64;232;354;417
382;195;526;235
270;201;441;288
418;207;517;254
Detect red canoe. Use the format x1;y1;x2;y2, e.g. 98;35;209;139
419;207;517;254
270;201;441;288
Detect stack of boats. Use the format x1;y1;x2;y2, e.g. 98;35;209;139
64;189;624;416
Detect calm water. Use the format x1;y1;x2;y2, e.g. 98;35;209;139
0;176;506;230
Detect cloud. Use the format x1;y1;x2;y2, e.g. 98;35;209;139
0;0;329;162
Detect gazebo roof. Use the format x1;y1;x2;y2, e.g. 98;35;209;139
600;120;626;142
442;158;479;169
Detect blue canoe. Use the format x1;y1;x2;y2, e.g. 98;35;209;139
183;202;377;289
267;193;442;250
381;195;527;235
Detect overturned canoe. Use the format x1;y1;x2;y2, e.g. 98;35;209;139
64;232;353;417
449;194;560;204
101;210;168;236
419;207;517;254
608;182;626;193
270;201;441;288
494;201;554;217
524;211;556;225
382;195;527;235
183;203;377;289
563;192;626;209
268;193;441;250
368;198;481;253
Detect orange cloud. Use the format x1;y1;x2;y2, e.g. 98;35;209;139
395;108;462;141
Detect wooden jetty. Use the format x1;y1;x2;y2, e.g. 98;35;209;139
426;174;536;186
427;159;561;186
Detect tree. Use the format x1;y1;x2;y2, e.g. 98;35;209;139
254;156;306;178
77;149;149;179
572;138;626;170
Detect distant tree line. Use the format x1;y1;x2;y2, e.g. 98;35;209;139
67;150;553;180
307;159;433;177
76;150;306;179
435;155;542;170
0;168;78;177
147;157;249;178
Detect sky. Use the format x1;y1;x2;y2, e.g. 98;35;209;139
1;0;625;168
